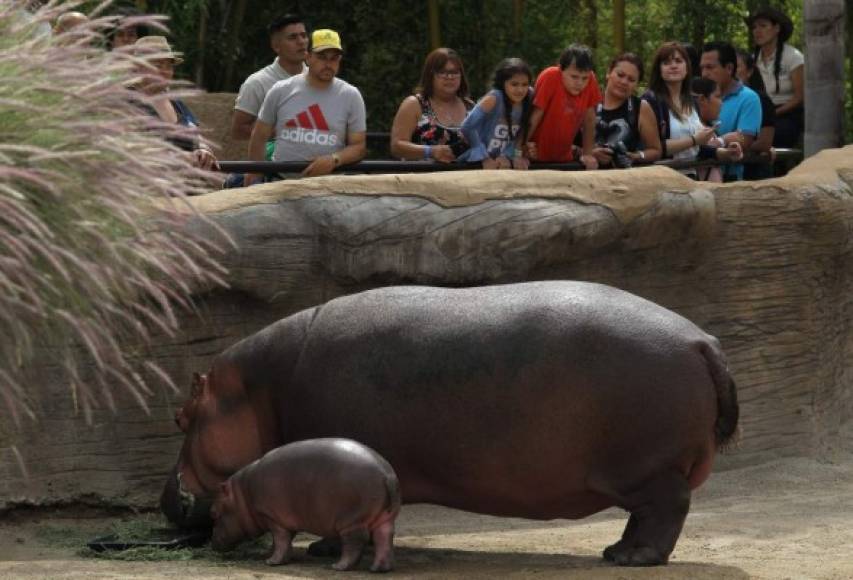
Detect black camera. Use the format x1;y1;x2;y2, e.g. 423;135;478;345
596;118;633;169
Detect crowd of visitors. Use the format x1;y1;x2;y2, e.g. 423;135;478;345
51;5;804;184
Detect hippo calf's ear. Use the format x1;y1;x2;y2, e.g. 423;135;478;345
191;372;203;397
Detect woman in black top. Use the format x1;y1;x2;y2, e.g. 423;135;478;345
591;53;662;168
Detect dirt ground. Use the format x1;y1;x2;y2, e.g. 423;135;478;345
2;453;853;580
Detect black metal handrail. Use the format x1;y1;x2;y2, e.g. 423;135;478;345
217;148;802;175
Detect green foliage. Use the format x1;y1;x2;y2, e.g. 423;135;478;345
37;513;274;563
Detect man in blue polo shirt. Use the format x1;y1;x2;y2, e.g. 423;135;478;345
700;41;762;181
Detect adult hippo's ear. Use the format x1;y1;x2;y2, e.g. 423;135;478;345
174;407;190;433
217;481;235;508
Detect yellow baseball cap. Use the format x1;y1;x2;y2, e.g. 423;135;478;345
311;29;342;53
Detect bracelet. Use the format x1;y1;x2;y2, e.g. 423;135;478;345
638;150;646;160
424;145;432;159
691;135;697;147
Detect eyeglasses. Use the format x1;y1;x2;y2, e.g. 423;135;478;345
435;70;461;79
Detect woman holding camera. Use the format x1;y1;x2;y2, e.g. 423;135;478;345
591;53;661;168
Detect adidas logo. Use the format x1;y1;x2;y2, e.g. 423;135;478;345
280;104;339;146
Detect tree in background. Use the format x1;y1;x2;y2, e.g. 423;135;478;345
0;1;229;452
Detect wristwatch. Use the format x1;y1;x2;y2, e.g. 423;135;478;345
331;153;341;166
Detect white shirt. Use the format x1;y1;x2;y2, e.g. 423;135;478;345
756;44;804;106
669;109;703;176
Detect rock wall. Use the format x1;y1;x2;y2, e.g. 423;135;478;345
2;150;853;510
185;92;246;163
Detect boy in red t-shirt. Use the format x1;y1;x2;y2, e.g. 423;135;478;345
528;44;602;168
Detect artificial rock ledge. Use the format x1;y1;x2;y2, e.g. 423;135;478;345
2;151;853;510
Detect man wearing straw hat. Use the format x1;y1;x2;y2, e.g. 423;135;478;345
246;28;366;182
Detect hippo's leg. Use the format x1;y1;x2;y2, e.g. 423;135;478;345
265;526;294;566
603;470;691;566
331;527;369;571
307;536;342;557
369;521;395;573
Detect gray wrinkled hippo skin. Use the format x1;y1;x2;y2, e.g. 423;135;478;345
163;281;739;567
211;438;401;572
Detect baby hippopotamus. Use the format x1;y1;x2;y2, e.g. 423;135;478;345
210;438;401;572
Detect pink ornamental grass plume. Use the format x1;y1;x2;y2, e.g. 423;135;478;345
0;1;232;427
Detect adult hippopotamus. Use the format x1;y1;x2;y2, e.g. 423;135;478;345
162;281;738;566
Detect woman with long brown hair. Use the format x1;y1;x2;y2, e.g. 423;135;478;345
390;47;473;162
642;42;717;177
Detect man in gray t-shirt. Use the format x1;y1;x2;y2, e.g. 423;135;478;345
248;28;367;180
231;14;308;142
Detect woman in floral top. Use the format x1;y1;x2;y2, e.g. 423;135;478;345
390;48;473;163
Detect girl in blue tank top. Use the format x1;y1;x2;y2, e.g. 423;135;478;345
460;58;533;169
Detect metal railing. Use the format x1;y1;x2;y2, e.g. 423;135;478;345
217;148;802;176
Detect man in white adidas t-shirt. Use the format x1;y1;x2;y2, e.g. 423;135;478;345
231;14;308;141
247;29;367;181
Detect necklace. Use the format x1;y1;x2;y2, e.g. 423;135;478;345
431;98;464;126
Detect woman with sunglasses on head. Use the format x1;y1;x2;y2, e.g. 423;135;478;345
390;48;474;163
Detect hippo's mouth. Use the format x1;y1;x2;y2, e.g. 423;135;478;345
174;471;214;528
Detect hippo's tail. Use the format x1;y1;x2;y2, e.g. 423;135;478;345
384;474;402;516
700;340;740;451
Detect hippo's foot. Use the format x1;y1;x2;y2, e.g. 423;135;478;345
603;470;690;567
308;536;342;558
332;527;369;571
603;542;668;566
369;558;394;573
266;554;291;566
